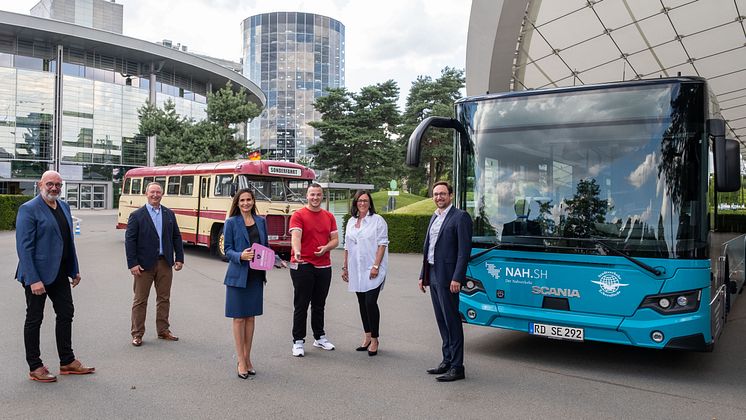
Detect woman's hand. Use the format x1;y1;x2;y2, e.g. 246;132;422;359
369;266;379;279
341;267;349;282
240;248;255;261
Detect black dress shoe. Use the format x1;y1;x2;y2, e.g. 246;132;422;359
436;367;465;382
355;342;371;351
426;363;450;375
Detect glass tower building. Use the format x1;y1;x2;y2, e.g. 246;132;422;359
242;12;345;162
0;10;264;208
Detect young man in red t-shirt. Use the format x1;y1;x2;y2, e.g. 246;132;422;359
289;183;339;357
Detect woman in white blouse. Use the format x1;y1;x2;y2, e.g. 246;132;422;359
342;190;389;356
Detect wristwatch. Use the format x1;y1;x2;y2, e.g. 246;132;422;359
372;264;380;269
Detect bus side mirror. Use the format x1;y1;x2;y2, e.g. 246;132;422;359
230;182;238;197
710;119;741;192
715;138;741;192
406;116;469;167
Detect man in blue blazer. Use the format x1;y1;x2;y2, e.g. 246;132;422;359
16;170;95;382
125;182;184;347
418;181;473;382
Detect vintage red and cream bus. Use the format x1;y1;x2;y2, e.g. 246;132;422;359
116;160;315;257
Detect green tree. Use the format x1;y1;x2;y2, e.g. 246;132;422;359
138;82;261;165
400;67;465;195
308;80;401;187
563;179;608;238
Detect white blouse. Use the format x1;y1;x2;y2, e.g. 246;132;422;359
344;213;389;292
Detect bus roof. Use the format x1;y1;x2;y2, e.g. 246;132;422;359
457;76;707;104
124;159;316;179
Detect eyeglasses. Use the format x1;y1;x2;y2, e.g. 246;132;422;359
433;192;450;197
357;199;370;203
45;182;63;189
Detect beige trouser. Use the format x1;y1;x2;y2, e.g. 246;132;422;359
131;257;173;338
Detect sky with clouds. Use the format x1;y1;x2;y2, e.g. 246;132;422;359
6;0;471;105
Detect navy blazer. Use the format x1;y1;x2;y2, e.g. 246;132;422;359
419;206;473;287
15;195;80;286
125;204;184;270
223;215;268;288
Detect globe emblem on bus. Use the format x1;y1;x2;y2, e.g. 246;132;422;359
591;271;629;297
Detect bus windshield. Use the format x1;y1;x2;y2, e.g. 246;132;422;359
461;82;708;259
239;175;308;203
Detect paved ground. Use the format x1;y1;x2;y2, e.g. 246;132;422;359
1;209;745;419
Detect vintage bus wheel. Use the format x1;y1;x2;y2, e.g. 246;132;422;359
212;225;228;261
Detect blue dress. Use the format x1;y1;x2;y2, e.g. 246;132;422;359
225;224;266;318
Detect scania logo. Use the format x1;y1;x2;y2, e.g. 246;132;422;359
531;286;581;298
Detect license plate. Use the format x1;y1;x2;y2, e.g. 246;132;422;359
268;235;279;240
529;322;584;341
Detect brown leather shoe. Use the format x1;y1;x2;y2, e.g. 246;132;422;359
29;366;57;382
60;359;95;375
158;332;179;341
132;336;143;347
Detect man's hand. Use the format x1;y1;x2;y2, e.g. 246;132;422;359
418;279;427;293
449;280;461;294
313;245;328;257
174;262;183;271
30;281;46;296
130;265;144;276
293;250;304;263
71;274;81;288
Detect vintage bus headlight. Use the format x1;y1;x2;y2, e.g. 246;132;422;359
640;290;701;314
461;277;485;296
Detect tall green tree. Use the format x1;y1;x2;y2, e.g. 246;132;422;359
308;80;401;188
138;82;262;165
400;67;465;195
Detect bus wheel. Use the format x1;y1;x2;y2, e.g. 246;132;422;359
212;225;227;261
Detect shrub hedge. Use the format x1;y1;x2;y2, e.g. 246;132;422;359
342;213;432;253
0;195;32;230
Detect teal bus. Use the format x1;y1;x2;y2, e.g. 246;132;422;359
407;77;744;351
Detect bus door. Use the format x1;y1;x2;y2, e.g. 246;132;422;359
196;176;211;246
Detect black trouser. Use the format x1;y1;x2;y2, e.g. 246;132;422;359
290;264;332;342
429;265;464;369
24;274;76;371
356;283;382;338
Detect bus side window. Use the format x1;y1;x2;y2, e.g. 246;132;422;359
201;178;209;198
181;176;194;196
143;177;154;192
214;175;234;196
167;176;181;195
131;178;142;195
123;178;131;194
154;176;166;191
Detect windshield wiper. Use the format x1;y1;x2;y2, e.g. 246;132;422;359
591;237;662;276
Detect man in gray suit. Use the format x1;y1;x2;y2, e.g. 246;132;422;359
419;181;473;382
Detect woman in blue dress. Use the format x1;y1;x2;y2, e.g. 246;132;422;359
223;188;269;378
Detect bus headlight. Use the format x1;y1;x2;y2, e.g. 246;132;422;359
461;276;485;296
640;290;701;314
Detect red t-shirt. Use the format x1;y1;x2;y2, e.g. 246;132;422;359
289;207;338;267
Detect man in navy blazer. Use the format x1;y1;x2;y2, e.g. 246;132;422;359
418;181;473;382
125;182;184;347
16;170;95;382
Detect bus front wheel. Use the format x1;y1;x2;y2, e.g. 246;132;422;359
212;225;227;261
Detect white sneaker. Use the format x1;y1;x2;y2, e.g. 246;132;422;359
292;340;305;357
313;336;335;351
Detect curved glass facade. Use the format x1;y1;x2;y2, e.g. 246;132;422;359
0;27;247;207
242;12;345;162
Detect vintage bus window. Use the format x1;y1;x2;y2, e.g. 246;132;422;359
180;176;194;195
131;178;142;195
288;180;311;202
154;176;166;191
214;174;234;196
167;176;181;195
200;177;210;198
143;177;154;188
123;178;131;194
